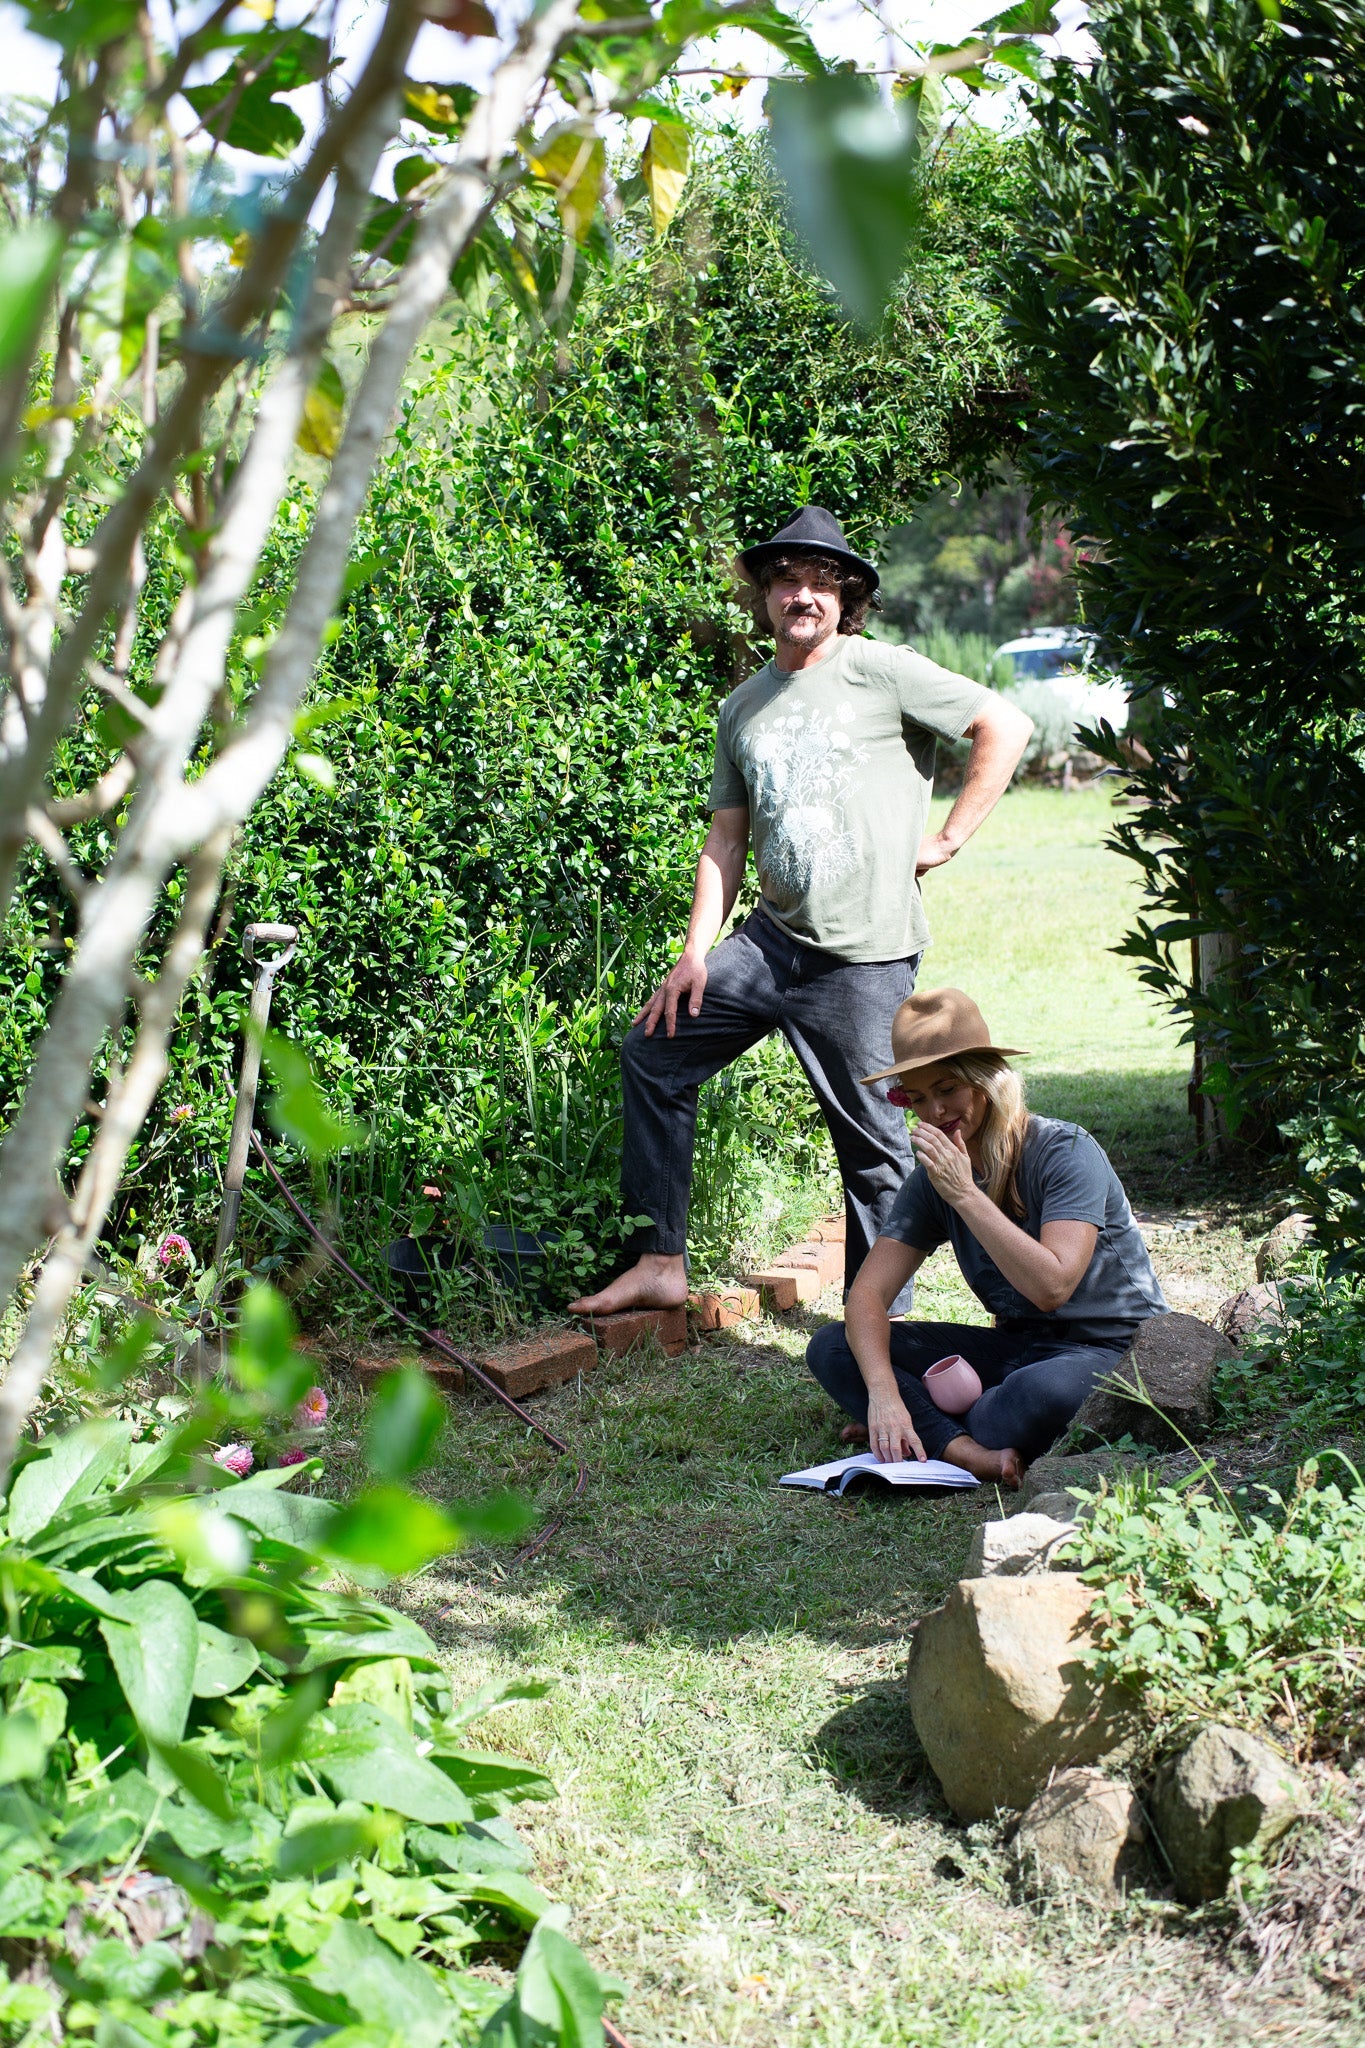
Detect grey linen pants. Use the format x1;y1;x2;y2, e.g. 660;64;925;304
619;905;919;1302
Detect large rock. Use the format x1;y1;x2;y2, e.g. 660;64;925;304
906;1575;1140;1821
1071;1313;1234;1450
1152;1724;1303;1903
1255;1212;1313;1284
1214;1282;1284;1346
965;1514;1077;1577
1014;1768;1147;1900
1022;1490;1093;1524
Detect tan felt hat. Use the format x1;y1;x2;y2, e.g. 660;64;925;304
861;986;1028;1086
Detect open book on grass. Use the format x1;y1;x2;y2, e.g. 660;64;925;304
780;1451;979;1494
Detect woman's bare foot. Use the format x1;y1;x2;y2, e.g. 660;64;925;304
839;1421;870;1446
568;1252;688;1318
940;1434;1024;1489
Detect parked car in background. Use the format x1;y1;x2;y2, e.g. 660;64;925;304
992;626;1129;735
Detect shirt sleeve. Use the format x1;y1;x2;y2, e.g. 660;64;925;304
891;646;992;742
1035;1127;1112;1229
707;708;748;813
879;1163;950;1252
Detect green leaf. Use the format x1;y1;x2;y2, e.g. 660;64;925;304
767;72;922;327
297;357;347;459
76;1938;182;2004
149;1740;236;1822
440;1870;551;1928
403;81;477;132
192;1621;261;1699
324;1486;465;1577
300;1703;475;1825
444;1676;553;1733
0;222;62;376
432;1748;555;1812
225;1281;315;1408
364;1368;446;1481
98;1579;199;1747
13;1679;65;1749
505;1919;612;2048
0;1712;49;1788
303;1918;449;2039
330;1655;415;1732
7;1419;134;1540
263;1034;361;1158
276;1813;378;1876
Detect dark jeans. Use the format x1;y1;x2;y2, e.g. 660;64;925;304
806;1317;1133;1466
620;905;919;1304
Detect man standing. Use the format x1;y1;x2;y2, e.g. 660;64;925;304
570;507;1031;1318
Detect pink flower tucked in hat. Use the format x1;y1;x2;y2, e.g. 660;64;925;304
158;1232;192;1266
213;1442;254;1477
294;1386;328;1428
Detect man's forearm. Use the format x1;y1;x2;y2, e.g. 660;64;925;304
938;702;1033;853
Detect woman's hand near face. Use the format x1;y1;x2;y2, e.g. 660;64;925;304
910;1120;976;1206
867;1390;926;1465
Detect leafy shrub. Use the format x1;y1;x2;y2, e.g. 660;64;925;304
4;129;1023;1304
1066;1460;1365;1759
1007;0;1365;1252
0;1297;614;2047
1217;1263;1365;1437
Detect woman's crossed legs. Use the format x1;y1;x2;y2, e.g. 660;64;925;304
806;1317;1127;1477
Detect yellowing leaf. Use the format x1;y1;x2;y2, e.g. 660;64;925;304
230;230;253;268
528;127;605;246
404;83;463;130
242;0;276;16
297;358;346;460
641;121;690;238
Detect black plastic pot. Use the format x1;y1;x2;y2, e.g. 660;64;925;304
385;1234;460;1318
482;1223;561;1307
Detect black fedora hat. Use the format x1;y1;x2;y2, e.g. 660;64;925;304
738;505;879;593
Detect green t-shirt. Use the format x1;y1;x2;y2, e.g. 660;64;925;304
707;635;989;962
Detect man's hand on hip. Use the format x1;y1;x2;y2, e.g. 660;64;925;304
915;829;959;876
636;946;709;1037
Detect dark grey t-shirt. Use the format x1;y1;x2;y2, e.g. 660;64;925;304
881;1116;1168;1342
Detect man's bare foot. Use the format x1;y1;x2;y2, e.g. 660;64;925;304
839;1422;870;1446
568;1253;688;1318
940;1434;1024;1489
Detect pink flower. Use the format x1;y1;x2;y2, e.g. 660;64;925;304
294;1386;328;1428
277;1447;309;1468
171;1104;194;1124
213;1442;254;1477
158;1232;192;1266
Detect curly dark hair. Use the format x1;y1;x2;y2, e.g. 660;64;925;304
750;548;881;637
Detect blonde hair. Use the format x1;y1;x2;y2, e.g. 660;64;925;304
936;1053;1032;1218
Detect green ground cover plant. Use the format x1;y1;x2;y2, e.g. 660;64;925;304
0;1294;615;2048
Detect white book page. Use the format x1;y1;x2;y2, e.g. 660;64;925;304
780;1452;978;1491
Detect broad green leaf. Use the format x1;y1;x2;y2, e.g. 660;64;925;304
98;1578;199;1746
641;121;690;237
724;1;826;77
150;1740;236;1821
297;357;347;459
13;1679;65;1748
192;1621;261;1698
441;1870;551;1928
276;1813;377;1876
393;154;440;199
330;1655;415;1731
444;1676;553;1733
364;1368;446;1481
527;127;606;245
8;1420;134;1541
225;1280;316;1407
0;1645;83;1685
76;1939;182;2004
293;750;336;790
289;1612;443;1674
767;72;922;327
184;76;305;157
303;1918;448;2038
227;1483;335;1550
264;1035;361;1158
300;1702;475;1824
509;1919;612;2048
0;222;62;376
0;1711;49;1787
324;1486;464;1577
432;1747;555;1812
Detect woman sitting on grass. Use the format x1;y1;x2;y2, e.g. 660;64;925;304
806;987;1167;1488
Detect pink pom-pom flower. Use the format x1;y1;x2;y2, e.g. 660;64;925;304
294;1386;328;1428
158;1232;193;1266
213;1442;254;1478
277;1446;309;1468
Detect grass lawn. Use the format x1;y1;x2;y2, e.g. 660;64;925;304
344;788;1333;2047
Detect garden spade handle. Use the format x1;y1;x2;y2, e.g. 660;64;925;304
213;922;298;1270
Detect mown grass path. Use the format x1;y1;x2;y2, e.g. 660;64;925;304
351;788;1338;2046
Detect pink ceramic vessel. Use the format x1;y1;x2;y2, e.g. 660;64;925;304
923;1353;983;1416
